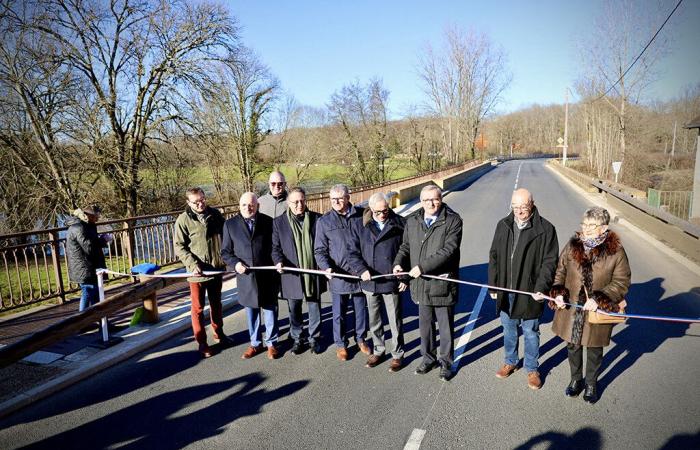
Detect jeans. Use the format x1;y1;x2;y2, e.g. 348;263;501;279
499;309;540;372
287;297;321;344
79;283;99;311
246;306;279;347
331;292;368;348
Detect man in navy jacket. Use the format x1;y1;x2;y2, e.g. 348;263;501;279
347;193;406;371
222;192;280;360
314;184;369;361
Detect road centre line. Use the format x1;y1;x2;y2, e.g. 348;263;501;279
404;428;427;450
452;287;487;369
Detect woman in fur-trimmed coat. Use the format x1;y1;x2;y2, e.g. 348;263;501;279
549;207;631;404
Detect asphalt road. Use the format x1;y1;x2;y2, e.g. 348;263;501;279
1;160;698;450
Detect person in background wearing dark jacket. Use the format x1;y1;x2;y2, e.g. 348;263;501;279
174;187;231;359
272;187;327;355
66;205;112;311
348;193;407;372
314;184;370;361
393;185;462;381
488;188;558;390
222;192;280;360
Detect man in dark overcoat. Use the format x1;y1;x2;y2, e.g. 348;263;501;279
488;188;558;390
347;192;407;371
272;187;327;355
222;192;280;360
393;185;462;381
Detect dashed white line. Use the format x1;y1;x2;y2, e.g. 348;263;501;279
404;428;427;450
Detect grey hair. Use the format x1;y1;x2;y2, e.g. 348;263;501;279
420;184;442;199
582;207;610;225
368;192;388;208
330;184;350;197
288;186;306;197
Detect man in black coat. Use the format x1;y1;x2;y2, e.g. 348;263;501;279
222;192;280;360
272;187;327;355
314;184;369;361
347;192;407;372
65;205;112;311
393;185;463;381
488;188;558;390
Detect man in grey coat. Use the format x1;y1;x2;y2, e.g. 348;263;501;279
393;185;462;381
258;171;288;218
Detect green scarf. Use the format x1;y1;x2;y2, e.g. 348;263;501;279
287;209;316;298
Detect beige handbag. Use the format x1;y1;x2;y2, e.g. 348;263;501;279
588;300;627;324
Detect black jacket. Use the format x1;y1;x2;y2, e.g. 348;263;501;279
393;204;463;306
314;204;364;294
347;208;406;294
221;213;279;309
66;215;107;284
488;206;559;319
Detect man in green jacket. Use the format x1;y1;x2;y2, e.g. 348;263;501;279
174;187;231;358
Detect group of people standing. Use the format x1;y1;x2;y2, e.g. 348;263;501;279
170;170;631;404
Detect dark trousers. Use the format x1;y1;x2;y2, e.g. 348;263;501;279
331;292;368;348
567;343;603;385
287;297;321;344
189;277;224;347
419;303;455;367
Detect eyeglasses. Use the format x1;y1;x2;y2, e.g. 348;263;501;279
580;222;602;229
511;205;531;212
330;197;346;203
421;198;440;204
372;209;389;216
270;182;286;187
188;198;206;205
289;200;305;205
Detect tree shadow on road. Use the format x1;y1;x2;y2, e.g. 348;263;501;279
17;372;308;450
513;426;602;450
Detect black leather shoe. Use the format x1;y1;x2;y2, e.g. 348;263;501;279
583;384;598;404
291;341;304;355
310;341;322;355
414;361;438;375
565;379;585;397
214;334;234;347
438;365;452;381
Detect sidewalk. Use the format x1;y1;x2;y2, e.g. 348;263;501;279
0;276;239;418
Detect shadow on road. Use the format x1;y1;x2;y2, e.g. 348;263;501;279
513;426;602;449
17;372;308;450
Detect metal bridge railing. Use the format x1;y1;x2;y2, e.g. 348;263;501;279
647;189;693;220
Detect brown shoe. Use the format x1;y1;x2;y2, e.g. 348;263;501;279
365;354;381;368
336;347;349;361
199;345;214;359
495;363;518;379
241;345;264;359
267;345;279;360
358;341;371;355
389;358;403;372
527;371;542;390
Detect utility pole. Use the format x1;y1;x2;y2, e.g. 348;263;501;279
563;89;569;167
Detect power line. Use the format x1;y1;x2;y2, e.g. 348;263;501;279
593;0;684;102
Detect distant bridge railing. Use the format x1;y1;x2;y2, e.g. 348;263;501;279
647;189;693;221
0;159;482;312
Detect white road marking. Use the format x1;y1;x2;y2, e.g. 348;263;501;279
514;162;523;190
404;428;427;450
452;287;487;369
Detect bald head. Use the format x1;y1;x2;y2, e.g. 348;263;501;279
239;192;258;219
268;171;287;198
511;188;534;223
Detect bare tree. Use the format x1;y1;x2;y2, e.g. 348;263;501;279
417;26;511;162
578;0;672;171
26;0;239;216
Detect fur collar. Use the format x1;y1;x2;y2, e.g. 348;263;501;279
570;230;622;265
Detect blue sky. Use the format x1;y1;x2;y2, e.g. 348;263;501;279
231;1;699;116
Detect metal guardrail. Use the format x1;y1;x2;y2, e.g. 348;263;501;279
0;160;480;311
648;189;693;221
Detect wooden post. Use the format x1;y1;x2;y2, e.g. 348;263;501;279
49;230;66;304
139;275;159;323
